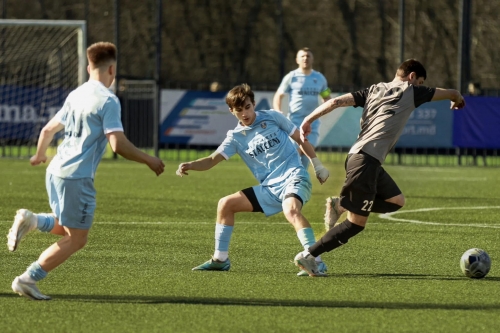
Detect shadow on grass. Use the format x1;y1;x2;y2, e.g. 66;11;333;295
1;292;500;310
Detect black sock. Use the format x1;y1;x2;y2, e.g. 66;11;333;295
309;220;365;257
371;199;402;213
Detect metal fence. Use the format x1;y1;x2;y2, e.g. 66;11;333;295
117;80;158;155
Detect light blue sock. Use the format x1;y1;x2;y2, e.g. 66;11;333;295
26;261;48;282
297;227;316;249
300;155;310;170
214;224;233;259
36;213;55;232
297;228;323;262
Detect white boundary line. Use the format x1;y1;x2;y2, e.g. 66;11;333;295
1;206;499;228
0;220;389;225
379;206;500;229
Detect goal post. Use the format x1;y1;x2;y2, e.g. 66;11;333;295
0;19;87;157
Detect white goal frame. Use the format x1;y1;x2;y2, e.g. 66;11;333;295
0;19;87;85
0;19;87;157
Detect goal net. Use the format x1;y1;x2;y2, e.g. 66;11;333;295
0;19;86;157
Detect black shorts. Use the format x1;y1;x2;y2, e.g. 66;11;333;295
339;151;402;217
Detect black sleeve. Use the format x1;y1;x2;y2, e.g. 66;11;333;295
413;85;436;107
351;88;369;108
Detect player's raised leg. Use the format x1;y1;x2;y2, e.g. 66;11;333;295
7;209;58;252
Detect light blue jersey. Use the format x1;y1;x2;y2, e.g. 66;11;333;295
216;110;307;186
47;80;123;179
277;69;330;143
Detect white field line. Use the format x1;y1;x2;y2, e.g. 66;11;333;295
379;206;500;229
2;206;499;228
0;220;389;225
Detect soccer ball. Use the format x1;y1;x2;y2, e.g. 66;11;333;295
460;248;491;279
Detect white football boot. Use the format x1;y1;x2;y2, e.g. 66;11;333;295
7;209;37;252
324;197;342;231
11;276;51;300
294;252;327;277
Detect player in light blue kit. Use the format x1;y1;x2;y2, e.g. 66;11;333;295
6;42;165;300
177;84;330;277
273;47;331;169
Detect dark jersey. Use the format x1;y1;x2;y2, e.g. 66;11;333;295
349;81;435;163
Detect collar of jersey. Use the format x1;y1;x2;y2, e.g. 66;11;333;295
87;79;108;89
235;111;260;131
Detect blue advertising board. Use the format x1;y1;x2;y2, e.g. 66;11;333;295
159;90;275;145
453;97;500;148
0;84;66;140
396;100;454;148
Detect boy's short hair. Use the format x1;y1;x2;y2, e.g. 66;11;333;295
87;42;117;68
397;59;427;80
226;84;255;110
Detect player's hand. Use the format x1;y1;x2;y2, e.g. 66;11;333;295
176;162;191;177
311;157;329;184
315;166;329;184
30;154;47;166
147;157;165;176
451;94;466;109
300;121;312;142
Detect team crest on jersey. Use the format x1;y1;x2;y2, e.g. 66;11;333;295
261;122;267;129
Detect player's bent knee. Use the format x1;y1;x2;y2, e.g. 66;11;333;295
393;196;405;207
65;232;88;250
217;196;241;214
386;194;405;207
283;207;301;220
72;236;88;250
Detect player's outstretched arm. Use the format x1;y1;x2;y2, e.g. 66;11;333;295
176;152;225;177
431;88;466;109
30;117;65;166
301;93;356;140
290;130;329;184
107;131;164;176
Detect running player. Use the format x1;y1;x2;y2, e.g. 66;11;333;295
293;59;466;276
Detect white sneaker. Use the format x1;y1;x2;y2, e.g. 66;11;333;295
297;261;328;276
11;276;51;300
294;252;327;277
7;209;37;252
324;197;342;231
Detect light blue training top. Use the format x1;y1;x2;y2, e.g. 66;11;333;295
216;110;309;186
47;80;124;179
277;69;330;133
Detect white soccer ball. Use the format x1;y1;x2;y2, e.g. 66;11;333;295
460;248;491;279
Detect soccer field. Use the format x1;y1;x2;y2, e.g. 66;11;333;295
1;158;499;333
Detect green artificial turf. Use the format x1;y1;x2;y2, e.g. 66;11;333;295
1;158;499;333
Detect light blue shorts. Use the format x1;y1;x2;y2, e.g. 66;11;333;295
253;171;312;217
46;172;96;230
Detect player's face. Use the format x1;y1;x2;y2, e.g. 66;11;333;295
296;50;313;70
230;97;256;126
